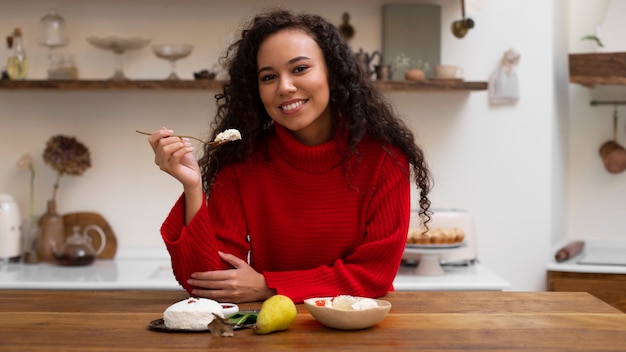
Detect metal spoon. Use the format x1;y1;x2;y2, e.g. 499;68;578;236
135;130;227;147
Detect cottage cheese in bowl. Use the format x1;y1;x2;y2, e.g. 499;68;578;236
304;295;391;330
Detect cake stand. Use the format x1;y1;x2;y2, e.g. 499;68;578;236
86;36;150;80
403;243;466;276
152;44;193;80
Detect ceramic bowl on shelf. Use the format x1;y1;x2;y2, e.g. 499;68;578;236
152;44;193;61
86;36;150;80
152;44;194;80
86;36;150;54
303;296;391;330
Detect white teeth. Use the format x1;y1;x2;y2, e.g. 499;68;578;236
281;100;305;111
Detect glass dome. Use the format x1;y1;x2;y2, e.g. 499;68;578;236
38;8;69;48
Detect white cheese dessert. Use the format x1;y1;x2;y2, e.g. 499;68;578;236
214;129;242;142
320;295;379;310
163;297;225;330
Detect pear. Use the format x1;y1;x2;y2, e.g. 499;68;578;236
253;294;297;334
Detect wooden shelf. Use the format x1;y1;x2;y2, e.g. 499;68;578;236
569;52;626;87
0;79;487;92
0;79;222;91
374;80;487;91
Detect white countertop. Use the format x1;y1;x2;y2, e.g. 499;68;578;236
395;263;511;291
0;248;510;291
547;239;626;275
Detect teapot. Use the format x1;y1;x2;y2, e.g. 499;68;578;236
355;48;382;78
52;225;106;266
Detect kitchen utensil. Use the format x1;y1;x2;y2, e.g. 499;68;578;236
599;106;626;173
0;194;21;261
600;141;626;173
555;240;585;262
135;130;235;147
62;212;117;259
451;0;475;38
87;36;150;80
53;224;106;266
152;44;193;80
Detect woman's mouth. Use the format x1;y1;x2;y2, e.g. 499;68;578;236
280;100;307;112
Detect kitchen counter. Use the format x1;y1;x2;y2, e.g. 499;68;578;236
0;248;510;291
547;238;626;274
395;262;510;291
1;290;625;351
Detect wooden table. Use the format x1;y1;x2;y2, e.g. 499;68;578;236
1;290;625;351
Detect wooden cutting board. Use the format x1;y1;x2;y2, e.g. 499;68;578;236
62;212;118;259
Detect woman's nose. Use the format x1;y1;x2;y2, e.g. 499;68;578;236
278;77;297;95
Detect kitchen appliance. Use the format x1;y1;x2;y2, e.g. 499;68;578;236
0;194;22;261
404;208;477;265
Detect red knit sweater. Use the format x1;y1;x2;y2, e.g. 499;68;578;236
161;124;411;303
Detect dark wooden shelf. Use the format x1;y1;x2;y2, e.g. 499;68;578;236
0;79;487;92
569;52;626;87
0;79;222;91
375;79;487;91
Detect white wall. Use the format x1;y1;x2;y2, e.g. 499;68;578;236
567;0;626;241
4;0;618;292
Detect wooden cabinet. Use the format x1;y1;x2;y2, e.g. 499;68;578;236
547;270;626;312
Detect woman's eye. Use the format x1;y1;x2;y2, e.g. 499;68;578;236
260;73;276;82
293;65;309;74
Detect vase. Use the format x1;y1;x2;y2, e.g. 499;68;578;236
21;216;40;264
37;200;65;262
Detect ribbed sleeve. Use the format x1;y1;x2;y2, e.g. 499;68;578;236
161;124;411;302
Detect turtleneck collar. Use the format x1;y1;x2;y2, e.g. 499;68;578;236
270;123;346;173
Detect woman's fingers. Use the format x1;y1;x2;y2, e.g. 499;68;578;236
148;127;174;151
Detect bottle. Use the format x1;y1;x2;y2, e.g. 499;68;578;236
7;27;28;80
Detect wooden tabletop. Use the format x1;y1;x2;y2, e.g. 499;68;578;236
1;290;625;351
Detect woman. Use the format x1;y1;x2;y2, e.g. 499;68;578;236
147;9;431;303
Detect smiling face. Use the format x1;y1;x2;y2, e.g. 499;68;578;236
257;28;332;146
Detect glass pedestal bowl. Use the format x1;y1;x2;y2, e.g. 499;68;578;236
86;36;150;80
152;44;193;80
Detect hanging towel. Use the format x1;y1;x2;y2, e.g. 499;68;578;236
489;49;520;104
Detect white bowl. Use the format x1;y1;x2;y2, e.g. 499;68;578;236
303;296;391;330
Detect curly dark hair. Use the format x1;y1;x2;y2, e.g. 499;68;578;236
198;8;432;225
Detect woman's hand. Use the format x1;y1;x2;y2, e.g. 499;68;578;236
187;252;277;303
148;127;201;190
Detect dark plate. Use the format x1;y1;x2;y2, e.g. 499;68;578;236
148;318;208;333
